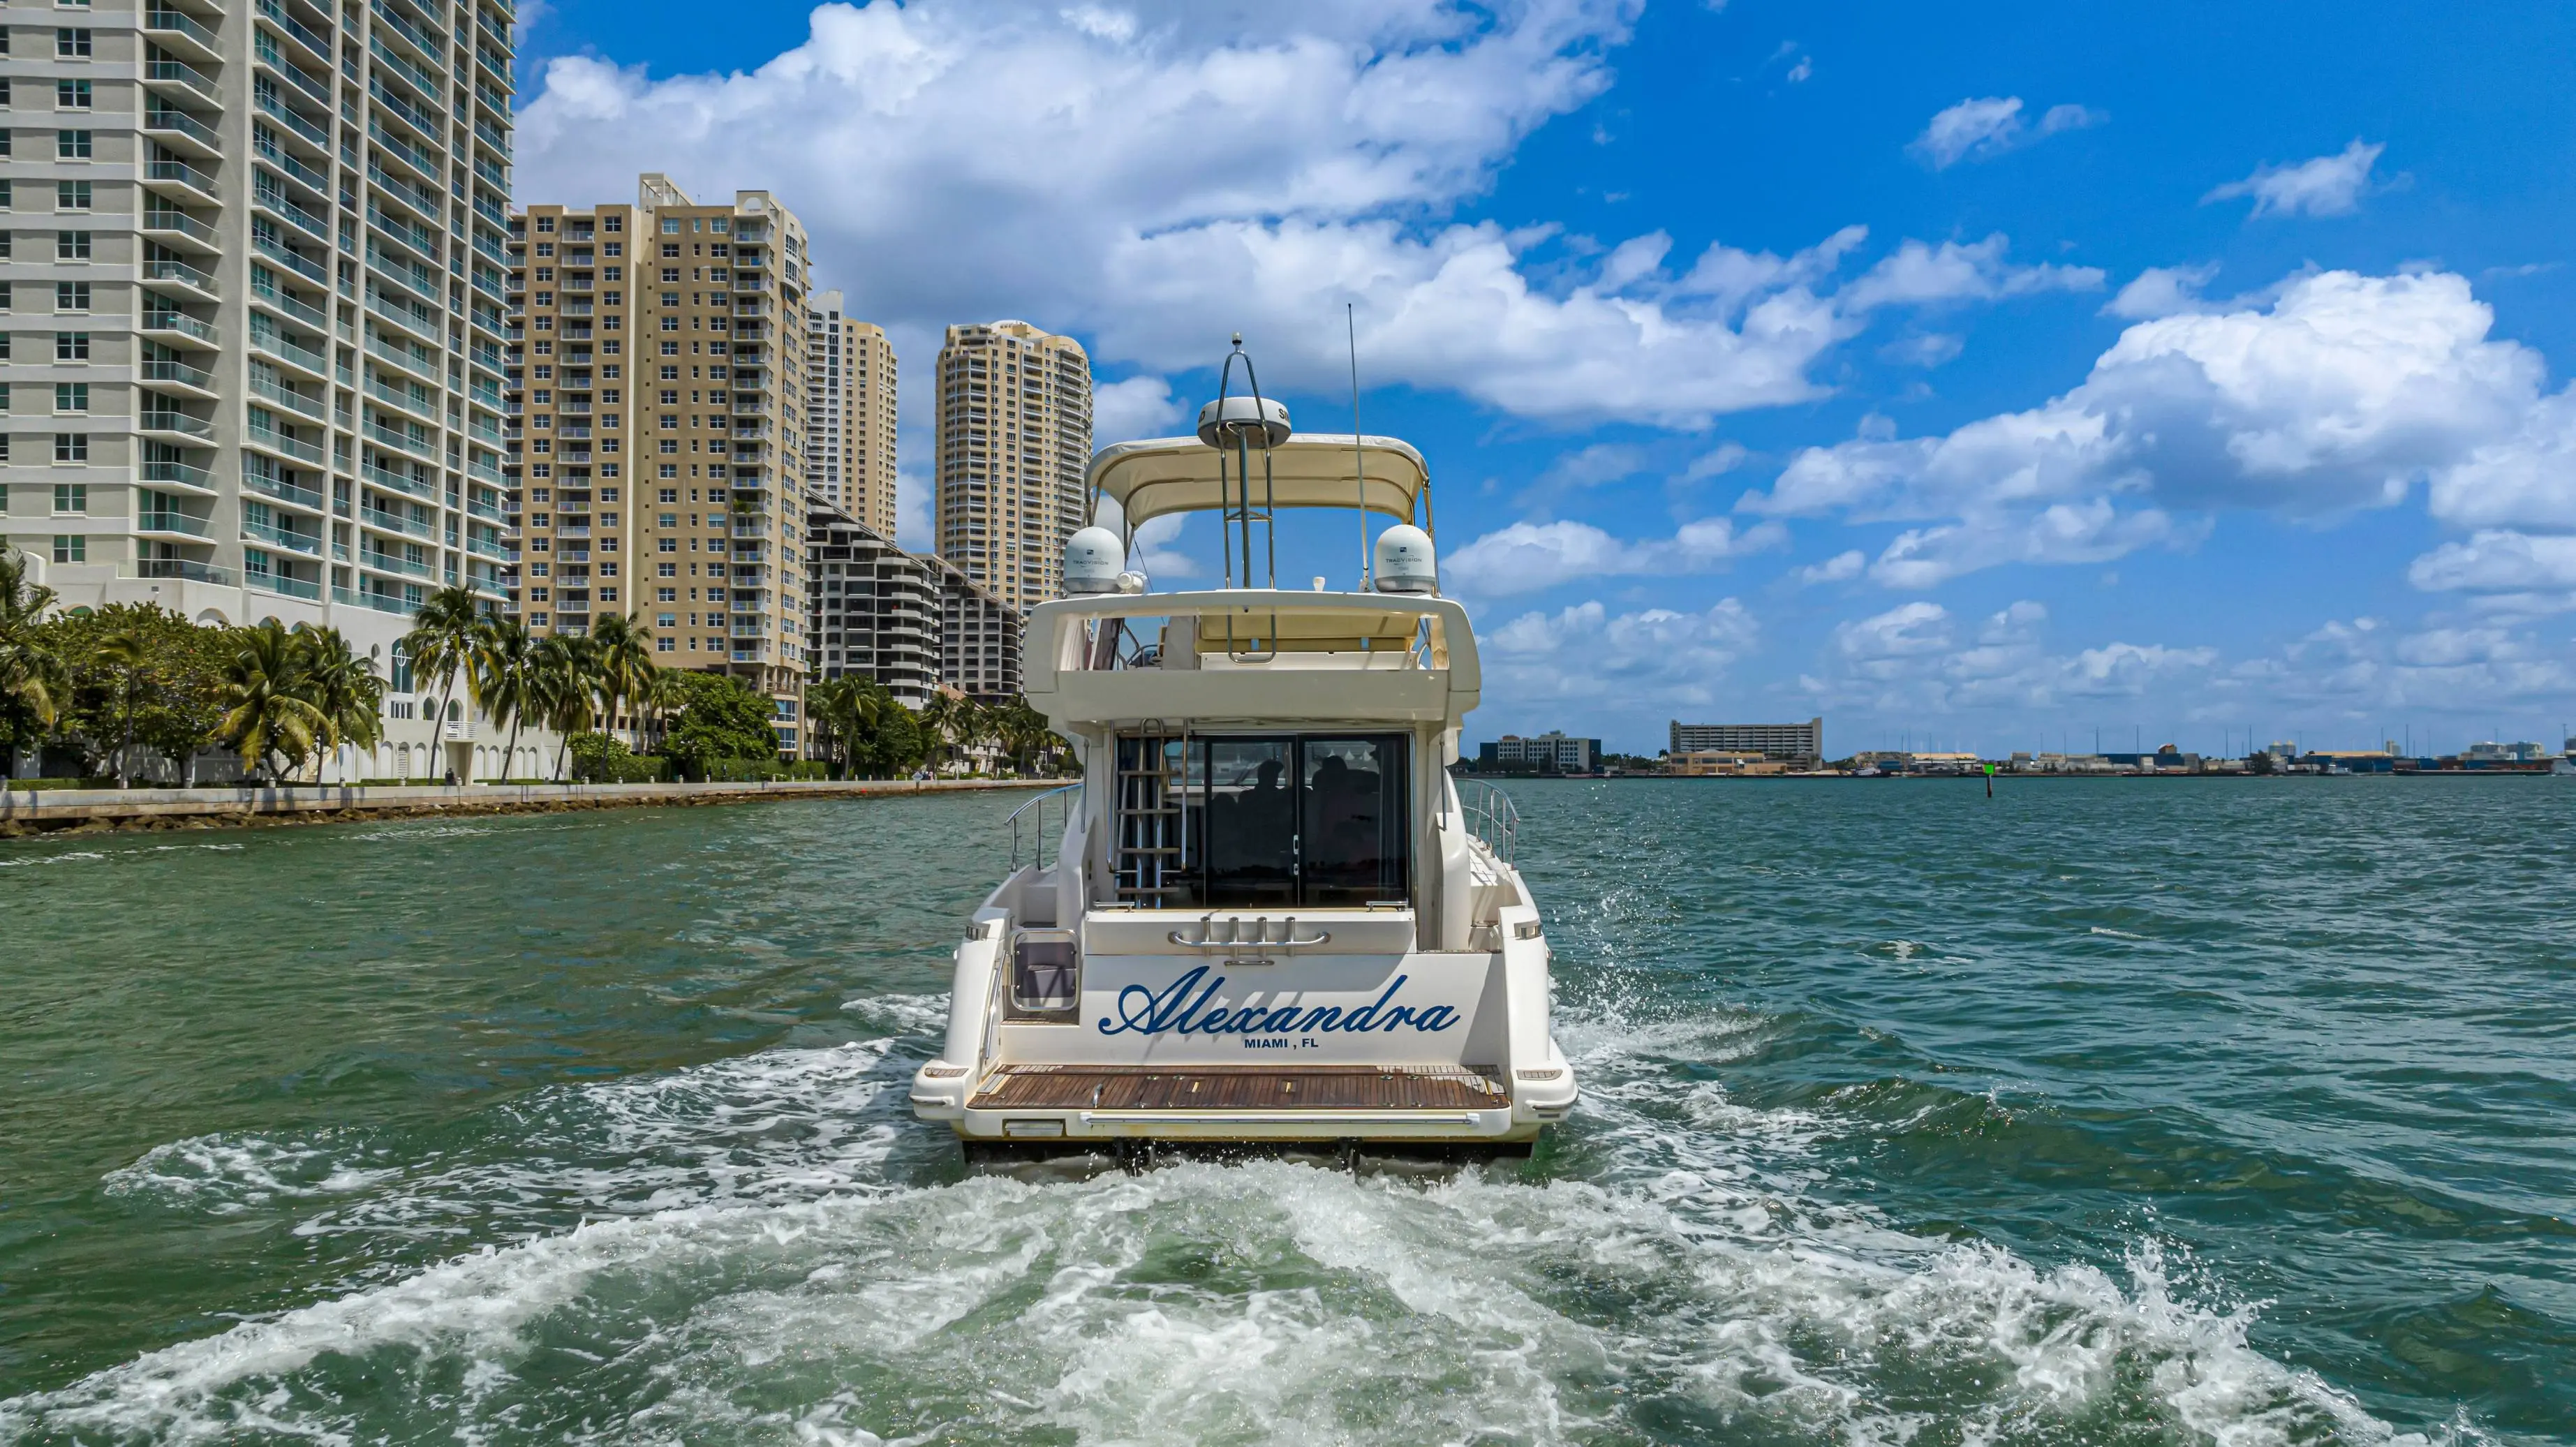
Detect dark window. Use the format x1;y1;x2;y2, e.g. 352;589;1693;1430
1156;734;1412;908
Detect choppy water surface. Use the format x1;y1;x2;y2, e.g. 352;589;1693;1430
0;780;2569;1444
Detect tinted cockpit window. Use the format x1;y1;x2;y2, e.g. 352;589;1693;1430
1162;734;1411;908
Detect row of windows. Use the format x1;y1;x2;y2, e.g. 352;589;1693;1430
0;381;90;408
0;434;93;461
0;180;96;209
0;130;99;159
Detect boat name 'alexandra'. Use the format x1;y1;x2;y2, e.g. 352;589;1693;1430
1097;966;1460;1038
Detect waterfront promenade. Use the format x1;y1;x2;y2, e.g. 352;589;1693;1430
0;777;1053;836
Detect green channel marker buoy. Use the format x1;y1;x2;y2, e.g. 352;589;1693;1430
1985;762;1995;798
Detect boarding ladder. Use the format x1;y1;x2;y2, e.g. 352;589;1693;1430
1113;732;1190;904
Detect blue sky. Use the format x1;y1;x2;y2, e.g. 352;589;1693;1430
512;1;2576;756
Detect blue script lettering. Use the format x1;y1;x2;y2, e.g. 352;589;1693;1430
1097;967;1459;1038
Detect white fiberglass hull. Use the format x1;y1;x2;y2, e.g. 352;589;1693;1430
909;898;1578;1151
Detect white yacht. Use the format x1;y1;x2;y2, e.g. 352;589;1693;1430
909;354;1576;1165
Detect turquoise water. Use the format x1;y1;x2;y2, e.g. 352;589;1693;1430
0;780;2568;1444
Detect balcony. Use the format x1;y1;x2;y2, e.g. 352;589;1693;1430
248;569;325;601
246;418;328;466
249;372;330;422
142;458;220;495
367;78;443;140
367;33;442;96
473;118;512;162
365;377;438;426
244;518;325;556
141;357;221;397
250;327;331;378
250;283;331;332
140;408;217;442
359;503;434;540
138;510;215;539
364;416;441;463
256;0;335;67
365;332;439;383
253;36;333;107
253;230;332;285
255;177;332;241
135;557;239;588
369;0;445;60
362;458;439;503
254;89;334;151
360;548;438;580
334;584;420;615
142;207;222;253
142;157;224;210
246;470;328;513
256;133;334;194
144;8;223;64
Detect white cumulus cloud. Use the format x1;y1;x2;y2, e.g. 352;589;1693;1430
1745;268;2556;586
1443;516;1785;596
1909;96;2102;169
2203;139;2385;218
1481;597;1760;721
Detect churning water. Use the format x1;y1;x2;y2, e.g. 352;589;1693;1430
0;780;2568;1444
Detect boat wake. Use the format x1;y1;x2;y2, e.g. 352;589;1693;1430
3;998;2450;1446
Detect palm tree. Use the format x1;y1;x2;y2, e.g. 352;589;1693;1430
587;611;656;749
93;622;154;788
0;547;66;777
472;614;538;782
639;667;688;755
806;676;887;778
532;632;601;781
401;585;482;779
297;625;385;780
220;620;325;782
919;689;965;774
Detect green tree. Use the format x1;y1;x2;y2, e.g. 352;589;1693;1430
296;624;385;774
861;692;927;778
658;670;784;779
45;604;231;785
533;632;601;781
219;620;326;782
472;614;539;782
588;611;656;750
0;547;66;776
91;621;153;787
401;585;483;769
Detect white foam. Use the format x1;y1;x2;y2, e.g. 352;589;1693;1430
13;1004;2448;1446
0;849;105;868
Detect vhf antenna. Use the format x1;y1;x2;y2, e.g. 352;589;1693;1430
1349;303;1369;591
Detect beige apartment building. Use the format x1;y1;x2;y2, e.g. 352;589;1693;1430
506;175;814;752
934;320;1090;610
804;290;896;536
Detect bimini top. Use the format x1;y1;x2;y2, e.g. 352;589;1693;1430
1090;433;1428;530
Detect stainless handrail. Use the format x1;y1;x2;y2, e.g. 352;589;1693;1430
1455;777;1519;868
1005;782;1080;873
1167;917;1331;950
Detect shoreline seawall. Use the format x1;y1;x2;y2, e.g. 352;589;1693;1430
0;778;1056;837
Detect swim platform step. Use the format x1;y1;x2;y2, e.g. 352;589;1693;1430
968;1063;1510;1112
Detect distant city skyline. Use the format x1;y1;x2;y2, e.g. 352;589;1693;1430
505;3;2576;754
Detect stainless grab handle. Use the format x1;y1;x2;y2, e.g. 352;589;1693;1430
1167;917;1331;949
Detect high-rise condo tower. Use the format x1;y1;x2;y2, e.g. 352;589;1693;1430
933;320;1089;610
506;176;813;755
3;0;519;650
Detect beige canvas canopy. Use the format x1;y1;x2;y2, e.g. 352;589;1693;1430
1089;433;1430;530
